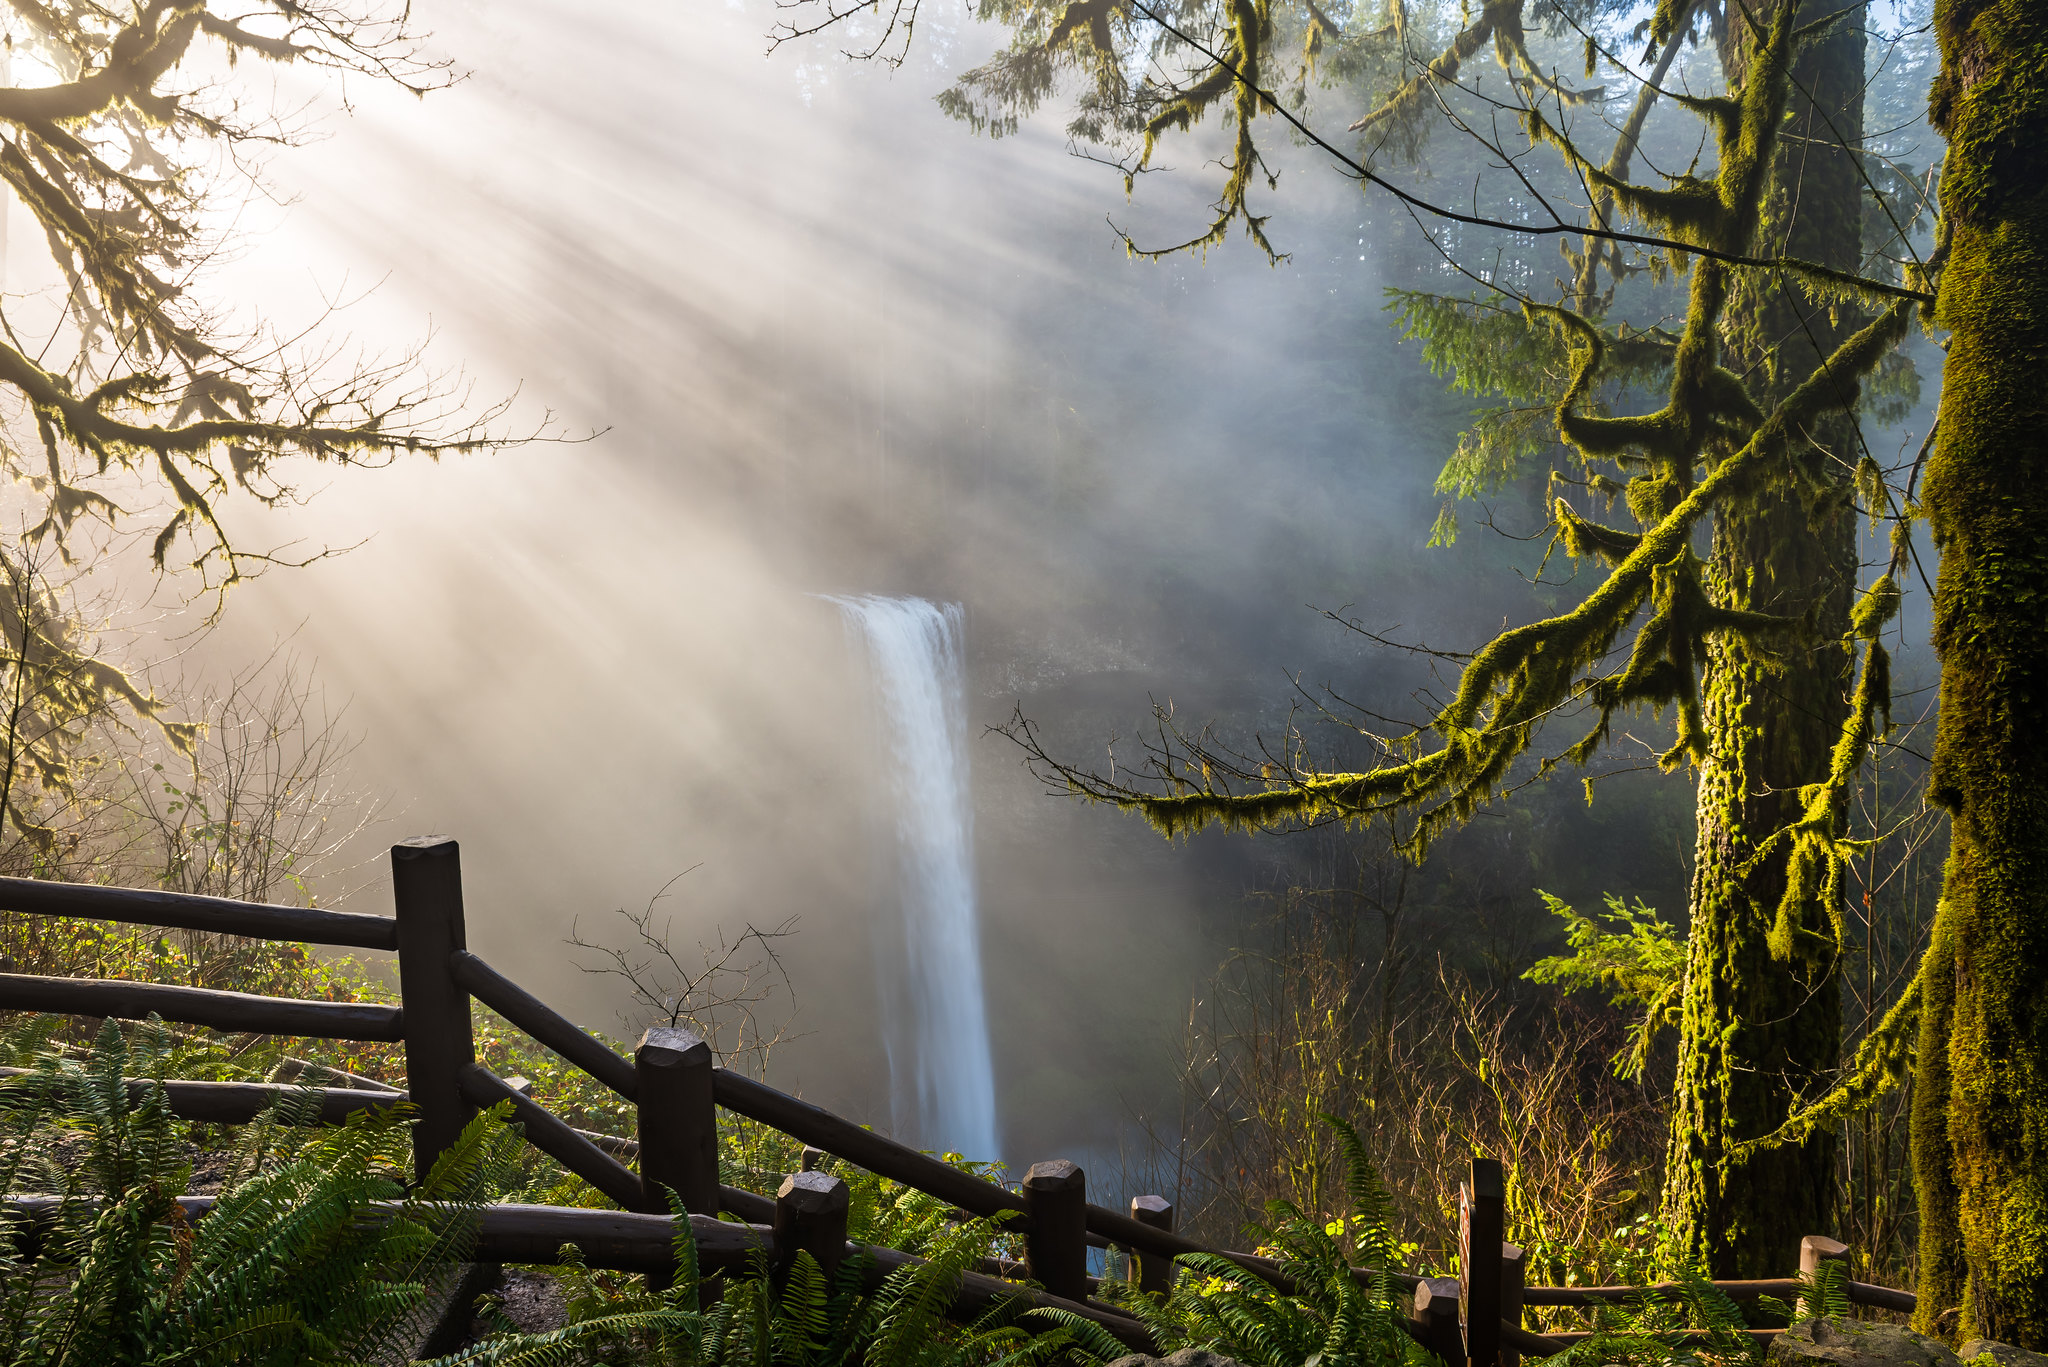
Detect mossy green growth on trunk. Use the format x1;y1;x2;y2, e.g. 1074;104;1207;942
1664;504;1850;1273
1659;6;1864;1278
1911;901;1962;1337
1919;0;2048;1343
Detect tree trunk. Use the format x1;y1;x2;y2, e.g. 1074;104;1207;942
1917;0;2048;1342
1911;908;1962;1336
1659;5;1865;1278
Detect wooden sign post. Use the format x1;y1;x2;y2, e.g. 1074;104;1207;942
1459;1157;1505;1367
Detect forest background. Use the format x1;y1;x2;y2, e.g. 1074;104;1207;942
0;0;1962;1340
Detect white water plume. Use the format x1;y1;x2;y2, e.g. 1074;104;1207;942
834;594;1000;1162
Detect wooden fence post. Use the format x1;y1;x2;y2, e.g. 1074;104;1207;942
1801;1234;1850;1276
1022;1159;1089;1303
1499;1242;1526;1367
1460;1157;1503;1367
775;1171;851;1287
1129;1194;1175;1297
392;837;476;1185
635;1025;719;1218
1415;1276;1466;1367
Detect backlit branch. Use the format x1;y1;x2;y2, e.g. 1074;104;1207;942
0;0;497;601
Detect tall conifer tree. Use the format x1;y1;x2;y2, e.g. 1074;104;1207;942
1663;10;1866;1278
811;0;1965;1295
1908;0;2048;1339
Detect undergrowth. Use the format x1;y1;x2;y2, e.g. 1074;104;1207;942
0;1018;520;1367
0;1017;1880;1367
436;1219;1105;1367
0;1021;1090;1367
1096;1114;1430;1367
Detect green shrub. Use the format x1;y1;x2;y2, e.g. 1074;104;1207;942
0;1018;520;1367
1096;1114;1430;1367
430;1212;1100;1367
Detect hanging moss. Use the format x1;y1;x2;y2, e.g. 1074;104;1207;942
975;0;1930;1292
1013;0;1914;912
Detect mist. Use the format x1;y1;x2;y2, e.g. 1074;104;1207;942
93;0;1912;1172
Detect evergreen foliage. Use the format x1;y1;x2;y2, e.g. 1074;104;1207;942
944;0;1917;1288
1097;1115;1427;1367
1523;892;1683;1081
0;1017;520;1367
1004;0;1911;889
433;1214;1099;1367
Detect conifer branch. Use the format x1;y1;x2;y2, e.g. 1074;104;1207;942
1118;0;1934;303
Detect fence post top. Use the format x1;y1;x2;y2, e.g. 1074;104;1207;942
1023;1159;1083;1189
393;837;459;860
779;1170;850;1211
1801;1234;1851;1267
637;1025;711;1064
1415;1277;1460;1312
1132;1194;1172;1218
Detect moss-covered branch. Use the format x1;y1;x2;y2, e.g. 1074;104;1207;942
1014;295;1913;848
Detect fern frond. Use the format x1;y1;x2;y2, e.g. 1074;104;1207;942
1020;1306;1129;1363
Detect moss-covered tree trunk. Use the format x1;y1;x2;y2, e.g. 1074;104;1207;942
1911;910;1962;1335
1916;0;2048;1343
1659;8;1864;1278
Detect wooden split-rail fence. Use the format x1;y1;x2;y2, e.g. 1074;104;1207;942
0;836;1920;1364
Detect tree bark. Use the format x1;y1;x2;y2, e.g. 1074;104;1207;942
1918;0;2048;1342
1910;910;1962;1336
1660;4;1865;1277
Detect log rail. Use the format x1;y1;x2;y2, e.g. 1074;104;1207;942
0;842;1921;1365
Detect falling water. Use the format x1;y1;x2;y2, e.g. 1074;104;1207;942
834;595;1000;1161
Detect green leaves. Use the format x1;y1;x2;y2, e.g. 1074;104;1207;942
1540;1263;1762;1367
440;1210;1080;1367
1523;893;1684;1080
1092;1119;1422;1367
0;1019;511;1367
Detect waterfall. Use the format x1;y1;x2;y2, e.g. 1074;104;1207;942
834;595;1000;1161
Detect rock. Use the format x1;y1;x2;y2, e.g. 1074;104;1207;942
1105;1350;1249;1367
495;1267;571;1334
1772;1319;1963;1367
1959;1341;2048;1367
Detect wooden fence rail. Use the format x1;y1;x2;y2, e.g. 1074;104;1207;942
0;837;1922;1366
0;973;405;1040
0;1067;404;1124
0;879;398;949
